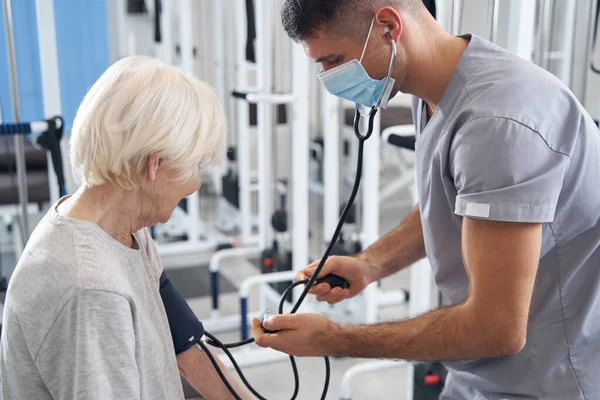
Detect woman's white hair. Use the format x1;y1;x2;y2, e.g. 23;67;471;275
70;55;226;190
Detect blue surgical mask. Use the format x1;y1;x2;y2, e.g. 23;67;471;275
318;18;397;112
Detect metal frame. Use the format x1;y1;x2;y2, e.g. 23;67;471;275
35;0;62;204
3;0;29;245
206;0;300;335
489;0;500;44
379;125;416;204
141;0;255;261
507;0;537;62
208;0;313;361
340;360;409;400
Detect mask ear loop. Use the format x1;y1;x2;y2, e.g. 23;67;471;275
360;17;376;63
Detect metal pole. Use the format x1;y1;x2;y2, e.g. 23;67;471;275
178;0;202;244
3;0;30;245
212;0;228;121
361;111;381;325
489;0;500;43
234;0;252;242
35;0;62;203
255;0;274;250
291;42;309;284
507;0;537;62
453;0;464;36
535;0;553;69
159;0;173;64
447;0;455;34
561;0;578;87
579;0;599;99
322;89;340;242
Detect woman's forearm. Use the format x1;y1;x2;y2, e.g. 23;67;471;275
177;345;252;400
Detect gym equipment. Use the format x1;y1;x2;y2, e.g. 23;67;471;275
205;0;317;349
2;0;28;244
412;362;448;400
200;16;426;398
203;107;380;400
337;121;435;400
114;0;255;262
1;0;67;246
339;360;409;400
0;117;66;200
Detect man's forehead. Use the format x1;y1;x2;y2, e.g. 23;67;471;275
301;34;351;62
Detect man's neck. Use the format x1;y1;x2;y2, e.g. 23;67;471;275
404;33;470;112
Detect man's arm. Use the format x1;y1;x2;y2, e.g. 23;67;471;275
296;205;426;304
334;218;540;360
359;205;426;280
255;218;541;360
177;345;251;400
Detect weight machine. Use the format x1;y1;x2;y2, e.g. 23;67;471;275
111;0;261;263
203;3;428;392
0;0;65;272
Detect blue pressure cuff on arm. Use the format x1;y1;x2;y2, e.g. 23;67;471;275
159;271;205;354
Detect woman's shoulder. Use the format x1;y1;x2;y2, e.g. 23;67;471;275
11;215;143;305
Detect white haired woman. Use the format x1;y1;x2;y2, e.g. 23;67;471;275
0;56;249;400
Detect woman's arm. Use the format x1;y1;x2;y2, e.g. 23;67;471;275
177;345;252;400
160;271;251;399
35;290;141;400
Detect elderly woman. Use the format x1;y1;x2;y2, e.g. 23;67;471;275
0;56;248;399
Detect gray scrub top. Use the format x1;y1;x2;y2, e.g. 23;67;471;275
413;34;600;399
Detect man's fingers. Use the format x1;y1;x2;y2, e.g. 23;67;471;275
316;287;350;304
252;318;270;348
295;264;317;282
295;270;308;282
316;286;342;303
262;314;301;331
328;288;350;305
312;283;330;295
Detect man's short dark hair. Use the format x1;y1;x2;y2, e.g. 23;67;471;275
281;0;425;43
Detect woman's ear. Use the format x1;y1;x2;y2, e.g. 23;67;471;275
146;152;162;182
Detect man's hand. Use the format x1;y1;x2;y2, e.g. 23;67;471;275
296;256;375;304
299;218;543;362
251;313;339;357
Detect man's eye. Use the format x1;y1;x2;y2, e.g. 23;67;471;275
330;57;342;66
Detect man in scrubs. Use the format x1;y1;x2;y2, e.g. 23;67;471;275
251;1;600;398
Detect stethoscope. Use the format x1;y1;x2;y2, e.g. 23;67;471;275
198;33;396;400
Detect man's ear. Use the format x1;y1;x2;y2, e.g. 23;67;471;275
146;152;162;182
376;7;402;42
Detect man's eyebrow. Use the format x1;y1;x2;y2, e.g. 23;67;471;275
314;54;338;63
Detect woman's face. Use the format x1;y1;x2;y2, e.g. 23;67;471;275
144;154;202;224
156;168;201;224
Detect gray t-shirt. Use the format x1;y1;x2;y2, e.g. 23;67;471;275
0;197;185;400
414;34;600;399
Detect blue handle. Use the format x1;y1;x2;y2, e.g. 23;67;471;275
241;297;248;341
211;271;219;311
0;123;32;135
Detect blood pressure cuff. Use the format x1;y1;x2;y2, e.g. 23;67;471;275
160;271;205;354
